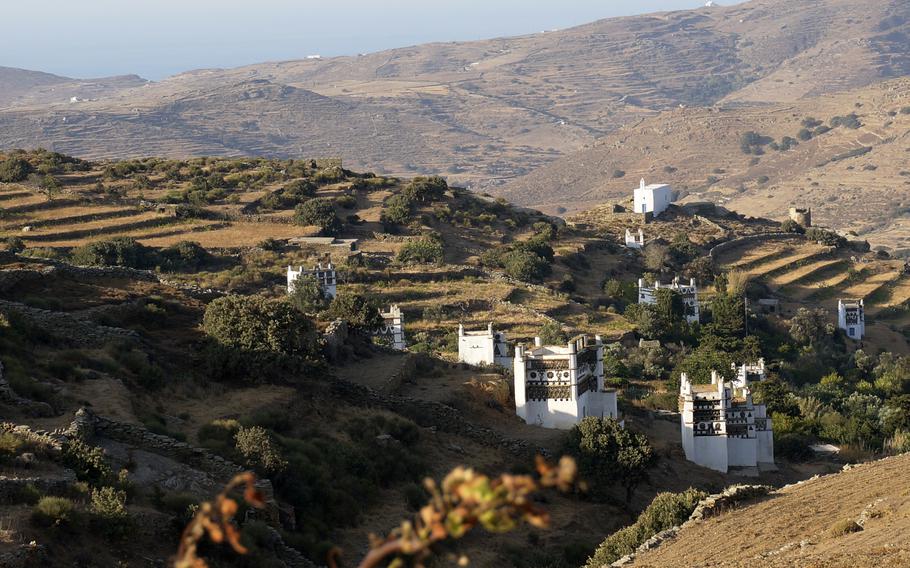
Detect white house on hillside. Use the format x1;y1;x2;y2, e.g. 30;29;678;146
838;299;865;340
624;228;645;249
458;324;512;369
638;277;701;324
633;178;673;217
287;262;337;299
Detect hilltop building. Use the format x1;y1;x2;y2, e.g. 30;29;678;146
457;324;512;369
788;207;812;228
513;335;618;430
373;305;406;350
838;299;865;340
624;228;645;249
732;359;767;389
680;372;774;474
633;179;673;218
287;262;337;299
638;277;700;324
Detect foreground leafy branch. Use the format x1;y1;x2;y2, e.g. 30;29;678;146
342;455;578;568
174;472;265;568
175;457;576;568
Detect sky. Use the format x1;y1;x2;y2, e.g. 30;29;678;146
1;1;739;80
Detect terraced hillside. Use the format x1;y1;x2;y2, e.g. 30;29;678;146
714;236;910;353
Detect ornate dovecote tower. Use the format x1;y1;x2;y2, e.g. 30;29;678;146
638;276;700;324
374;305;406;350
457;323;512;369
838;299;865;340
680;372;774;473
287;262;337;299
624;228;645;249
732;358;766;389
513;335;618;430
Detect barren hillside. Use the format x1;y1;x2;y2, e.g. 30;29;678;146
627;454;910;567
503;77;910;251
2;0;909;193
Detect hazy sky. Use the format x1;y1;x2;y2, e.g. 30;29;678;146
2;1;738;80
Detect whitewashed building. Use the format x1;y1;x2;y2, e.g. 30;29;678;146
287;262;337;299
513;335;619;430
638;277;700;324
838;299;865;340
633;178;673;217
732;359;767;389
457;324;512;369
624;228;645;249
680;372;774;474
373;305;406;350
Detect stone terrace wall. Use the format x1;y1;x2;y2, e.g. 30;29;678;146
0;298;139;346
708;233;802;260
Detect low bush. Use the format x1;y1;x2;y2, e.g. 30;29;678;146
829;518;863;537
32;496;77;528
71;237;153;269
585;488;707;567
397;237;444;265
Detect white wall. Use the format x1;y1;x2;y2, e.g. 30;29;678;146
459;335;495;366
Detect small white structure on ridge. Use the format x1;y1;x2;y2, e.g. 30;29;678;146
624;228;645;249
513;335;618;430
680;371;774;474
287;262;337;299
732;359;766;389
458;324;512;369
638;277;700;324
633;178;673;217
838;299;865;340
374;305;406;350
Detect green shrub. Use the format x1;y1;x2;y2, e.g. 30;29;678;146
806;227;847;247
62;439;113;485
0;432;26;457
565;417;656;504
829;518;863;537
202;295;318;359
502;249;550;282
32;496;76;528
325;292;383;332
4;236;25;253
397;237;444;265
288;274;329;314
158;240;209;272
830;114;862;129
90;486;129;537
538;321;567;345
0;157;34;183
335;194;357;209
71;237;152;268
380;193;414;227
235;426;288;474
585;488;707;567
294;198;342;236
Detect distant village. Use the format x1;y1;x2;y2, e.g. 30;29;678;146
283;177;871;475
